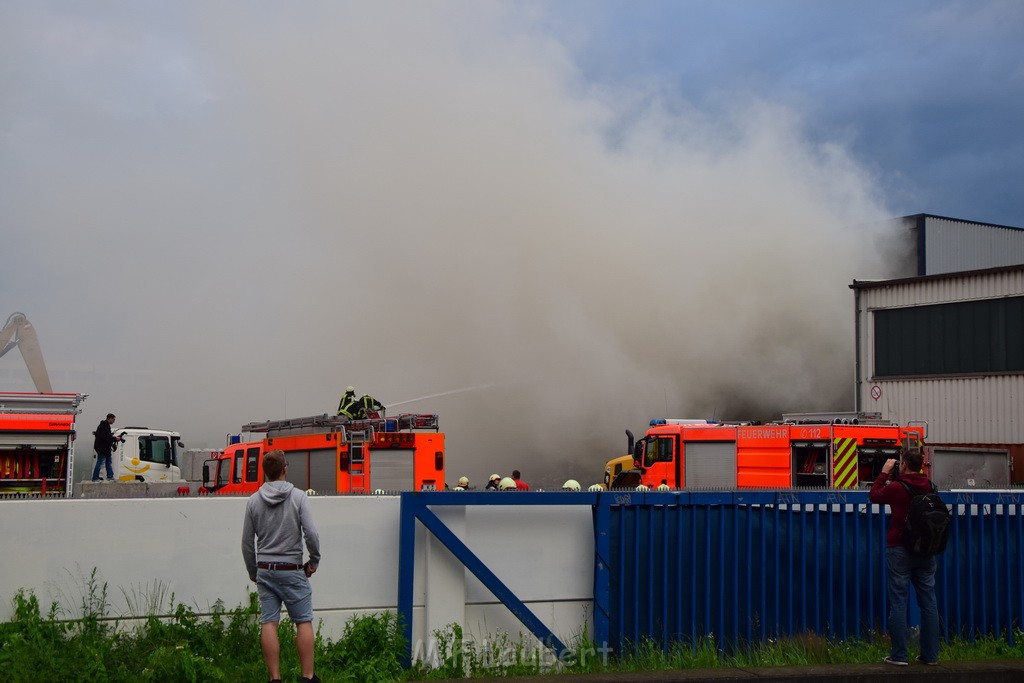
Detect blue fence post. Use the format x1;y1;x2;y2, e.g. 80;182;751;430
397;492;418;668
593;492;611;654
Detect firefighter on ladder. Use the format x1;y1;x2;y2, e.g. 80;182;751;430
337;387;359;419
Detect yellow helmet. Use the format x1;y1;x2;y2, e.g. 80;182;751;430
636;484;650;491
346;386;355;393
562;479;581;491
458;476;470;487
656;483;671;491
499;477;517;490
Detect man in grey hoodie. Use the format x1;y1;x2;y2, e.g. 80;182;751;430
242;449;321;683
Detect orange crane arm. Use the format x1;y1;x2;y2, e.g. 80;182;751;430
0;313;53;393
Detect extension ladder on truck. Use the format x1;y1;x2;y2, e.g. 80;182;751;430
241;413;439;438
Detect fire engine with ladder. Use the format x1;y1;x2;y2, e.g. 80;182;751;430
612;412;927;490
201;412;444;494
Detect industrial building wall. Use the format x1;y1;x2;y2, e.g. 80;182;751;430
920;215;1024;276
0;496;594;653
854;266;1024;446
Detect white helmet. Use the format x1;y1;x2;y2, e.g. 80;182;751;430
489;474;501;482
636;484;650;491
346;386;355;393
458;476;470;487
656;483;671;491
562;479;581;491
305;488;317;496
588;484;604;492
373;488;385;495
499;477;517;490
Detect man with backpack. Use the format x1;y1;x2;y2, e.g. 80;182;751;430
869;448;945;667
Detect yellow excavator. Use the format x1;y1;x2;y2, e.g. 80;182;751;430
0;312;52;392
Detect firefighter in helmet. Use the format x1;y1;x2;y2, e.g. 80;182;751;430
337;386;359;419
485;474;501;490
359;393;385;419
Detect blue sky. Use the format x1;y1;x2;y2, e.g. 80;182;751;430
1;2;1022;482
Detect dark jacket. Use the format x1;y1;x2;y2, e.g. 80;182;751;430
337;392;359;418
869;471;933;548
93;420;116;454
359;394;384;415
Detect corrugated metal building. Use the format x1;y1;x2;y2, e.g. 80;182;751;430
890;213;1024;276
851;215;1024;486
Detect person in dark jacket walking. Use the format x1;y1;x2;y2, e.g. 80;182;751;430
242;450;321;683
91;413;118;482
868;448;940;667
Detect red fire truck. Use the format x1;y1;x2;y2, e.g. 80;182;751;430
202;412;444;494
613;412;926;490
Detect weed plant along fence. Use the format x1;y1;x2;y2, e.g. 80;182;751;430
5;574;1024;681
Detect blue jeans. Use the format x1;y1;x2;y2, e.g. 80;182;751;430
886;546;939;663
92;449;114;481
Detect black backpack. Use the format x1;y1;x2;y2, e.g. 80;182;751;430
898;480;950;556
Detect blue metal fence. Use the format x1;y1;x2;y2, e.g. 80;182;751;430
594;489;1024;654
397;489;1024;664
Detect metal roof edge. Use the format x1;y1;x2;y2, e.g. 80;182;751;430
905;213;1024;232
850;262;1024;290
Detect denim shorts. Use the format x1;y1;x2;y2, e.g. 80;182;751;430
256;568;313;624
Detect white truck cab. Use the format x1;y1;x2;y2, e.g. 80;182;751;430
111;427;185;483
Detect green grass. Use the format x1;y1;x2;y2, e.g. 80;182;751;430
2;577;1024;681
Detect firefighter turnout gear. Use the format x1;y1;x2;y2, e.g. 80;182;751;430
337;389;359;418
359;394;385;419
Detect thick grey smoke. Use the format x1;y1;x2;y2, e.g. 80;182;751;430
2;3;900;488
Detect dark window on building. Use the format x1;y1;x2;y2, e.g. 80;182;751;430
874;296;1024;377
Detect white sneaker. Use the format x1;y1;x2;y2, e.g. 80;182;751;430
884;656;908;666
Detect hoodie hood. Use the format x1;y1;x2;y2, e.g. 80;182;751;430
259;480;295;506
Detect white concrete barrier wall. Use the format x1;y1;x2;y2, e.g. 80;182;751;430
0;496;595;655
